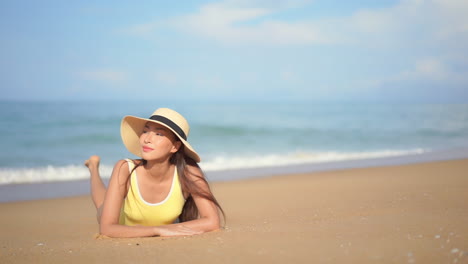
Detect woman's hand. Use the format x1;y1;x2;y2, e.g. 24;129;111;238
154;224;203;237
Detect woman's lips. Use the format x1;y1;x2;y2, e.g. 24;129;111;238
142;146;154;152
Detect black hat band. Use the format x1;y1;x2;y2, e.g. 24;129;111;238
149;115;187;140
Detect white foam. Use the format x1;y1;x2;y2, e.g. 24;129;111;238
200;149;428;171
0;165;114;185
0;149;428;185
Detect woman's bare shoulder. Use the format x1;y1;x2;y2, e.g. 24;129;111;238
113;159;128;170
111;159;132;180
113;158;144;169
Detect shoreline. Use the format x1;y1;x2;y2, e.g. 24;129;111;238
1;158;467;263
1;147;468;203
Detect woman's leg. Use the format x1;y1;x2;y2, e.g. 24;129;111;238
84;155;106;210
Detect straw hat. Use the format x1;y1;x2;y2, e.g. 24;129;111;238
121;108;200;162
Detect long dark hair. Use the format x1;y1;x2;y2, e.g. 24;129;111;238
129;145;225;224
170;145;225;223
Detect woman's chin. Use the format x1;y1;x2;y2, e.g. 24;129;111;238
140;152;153;160
141;153;168;162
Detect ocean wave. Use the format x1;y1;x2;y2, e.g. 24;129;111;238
0;149;428;185
0;165;114;185
200;149;428;171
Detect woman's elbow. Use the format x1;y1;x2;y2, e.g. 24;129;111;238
99;224;113;237
204;216;221;232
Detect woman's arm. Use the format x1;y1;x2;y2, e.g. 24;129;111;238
154;165;221;236
97;160;161;238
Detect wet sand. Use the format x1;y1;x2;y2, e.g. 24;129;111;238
1;159;467;263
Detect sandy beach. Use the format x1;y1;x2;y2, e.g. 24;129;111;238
1;159;467;263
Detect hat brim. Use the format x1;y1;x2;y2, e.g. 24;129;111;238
121;115;201;163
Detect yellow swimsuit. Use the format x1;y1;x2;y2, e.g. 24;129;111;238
119;159;185;226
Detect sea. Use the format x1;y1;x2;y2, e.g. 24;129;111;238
1;101;468;186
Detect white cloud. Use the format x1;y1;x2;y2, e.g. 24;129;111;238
413;59;448;80
161;0;467;47
353;0;468;46
223;0;312;9
430;0;468;45
119;0;468;48
121;0;334;45
169;1;335;45
407;58;468;83
367;57;468;87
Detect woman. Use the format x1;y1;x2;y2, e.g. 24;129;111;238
84;108;224;238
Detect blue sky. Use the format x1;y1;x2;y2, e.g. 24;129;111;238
1;0;467;103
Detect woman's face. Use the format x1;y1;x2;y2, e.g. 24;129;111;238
139;122;181;161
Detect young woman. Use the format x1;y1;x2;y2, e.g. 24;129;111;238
84;108;224;238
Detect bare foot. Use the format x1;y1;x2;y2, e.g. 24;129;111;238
85;155;101;170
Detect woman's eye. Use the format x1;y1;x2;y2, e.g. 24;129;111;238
156;133;163;136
